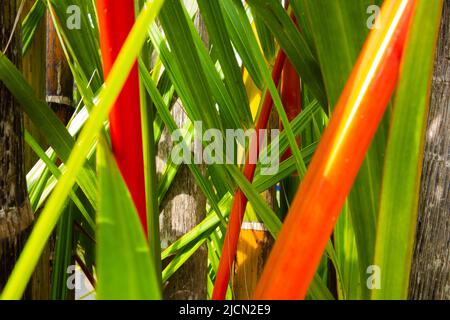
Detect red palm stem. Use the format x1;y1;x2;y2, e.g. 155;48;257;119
96;0;147;232
280;59;302;161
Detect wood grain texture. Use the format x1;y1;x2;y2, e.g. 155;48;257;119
158;99;207;299
157;12;208;300
46;11;74;123
0;0;34;298
22;0;46;172
410;0;450;300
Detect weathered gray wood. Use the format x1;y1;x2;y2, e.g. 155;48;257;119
158;100;207;300
409;0;450;300
157;12;208;300
0;0;34;298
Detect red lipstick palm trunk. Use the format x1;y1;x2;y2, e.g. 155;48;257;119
96;0;147;232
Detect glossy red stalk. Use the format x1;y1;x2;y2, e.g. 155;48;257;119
254;0;415;299
280;59;302;161
96;0;147;232
280;2;302;161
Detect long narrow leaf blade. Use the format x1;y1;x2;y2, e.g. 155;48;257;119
97;139;161;299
